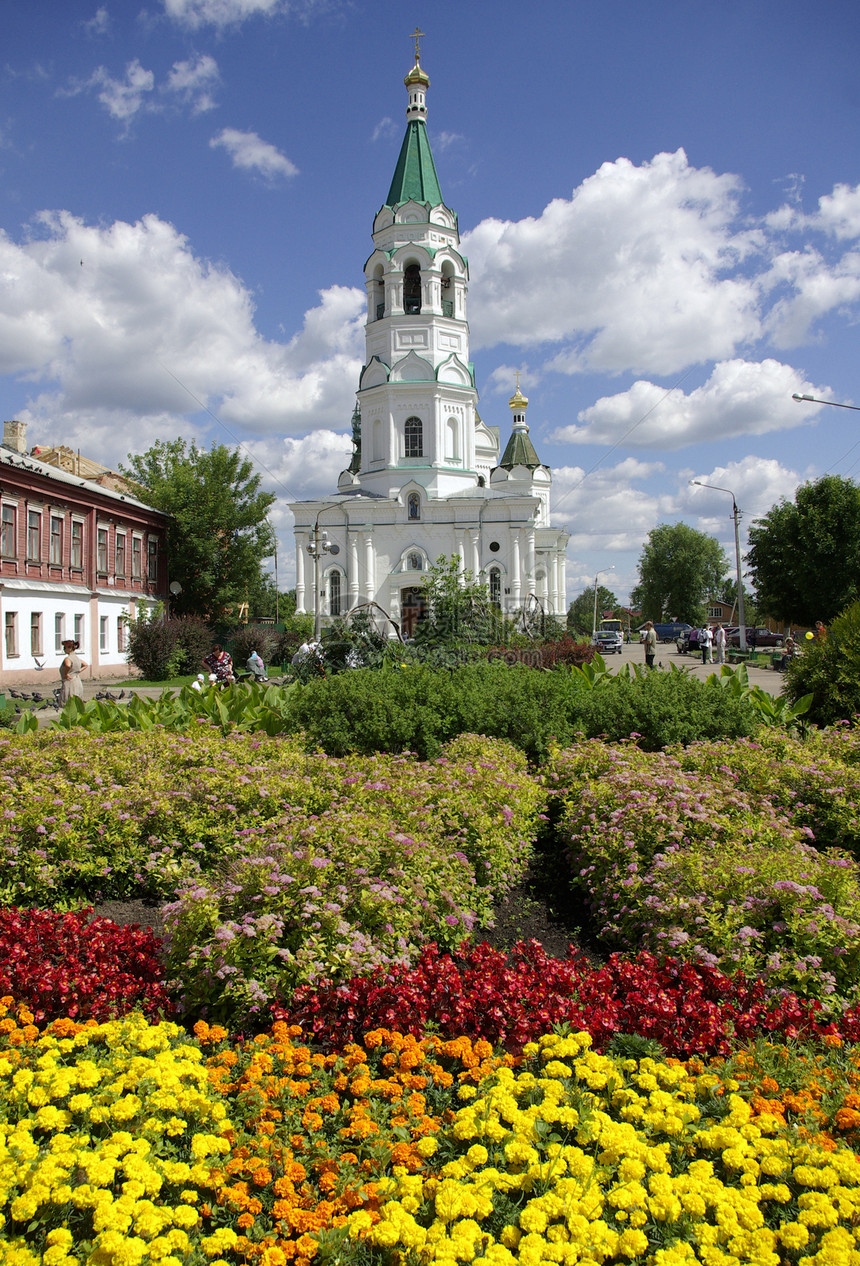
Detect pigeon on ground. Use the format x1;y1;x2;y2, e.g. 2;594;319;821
8;689;20;698
31;693;43;702
118;689;125;699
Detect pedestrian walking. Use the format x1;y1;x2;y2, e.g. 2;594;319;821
713;623;726;664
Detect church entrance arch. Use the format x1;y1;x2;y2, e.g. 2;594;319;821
400;586;427;637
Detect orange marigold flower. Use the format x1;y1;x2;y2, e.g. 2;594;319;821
237;1213;256;1230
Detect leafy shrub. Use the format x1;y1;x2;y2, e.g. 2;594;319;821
548;738;860;1003
164;733;544;1023
0;907;171;1022
485;635;596;669
288;662;585;760
573;664;758;749
282;942;841;1058
785;599;860;725
674;727;860;857
171;614;214;675
125;607;182;679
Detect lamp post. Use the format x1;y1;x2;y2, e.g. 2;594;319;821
690;480;747;652
592;566;615;637
305;511;341;641
792;393;860;412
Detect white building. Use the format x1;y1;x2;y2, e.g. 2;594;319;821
290;49;568;634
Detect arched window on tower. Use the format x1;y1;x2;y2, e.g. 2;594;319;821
405;417;423;458
374;265;385;321
408;493;420;521
440;262;454;318
445;417;459;462
489;566;502;607
329;569;342;617
403;263;422;314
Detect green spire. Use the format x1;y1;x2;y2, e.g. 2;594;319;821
386;120;443;208
499;430;542;470
499;382;543;470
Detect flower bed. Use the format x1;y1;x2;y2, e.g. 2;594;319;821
0;907;171;1023
547;736;860;1004
281;942;858;1058
6;1002;860;1265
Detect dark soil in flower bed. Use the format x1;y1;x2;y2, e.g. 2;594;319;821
92;855;603;965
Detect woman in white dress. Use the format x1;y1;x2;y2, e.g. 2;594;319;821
58;638;88;705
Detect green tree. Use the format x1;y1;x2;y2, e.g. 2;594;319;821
747;475;860;626
631;522;729;626
121;440;276;619
415;555;501;645
567;586;618;636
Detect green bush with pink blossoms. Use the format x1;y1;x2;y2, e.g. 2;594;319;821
548;736;860;1005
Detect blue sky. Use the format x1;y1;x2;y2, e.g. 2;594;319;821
2;0;860;607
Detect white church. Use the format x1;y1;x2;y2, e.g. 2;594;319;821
290;43;569;635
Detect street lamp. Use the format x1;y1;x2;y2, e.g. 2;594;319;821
690;480;747;652
792;393;860;411
305;511;341;641
592;566;615;637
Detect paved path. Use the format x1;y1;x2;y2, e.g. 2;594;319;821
600;639;786;696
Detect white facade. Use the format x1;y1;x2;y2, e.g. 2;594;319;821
290;53;568;633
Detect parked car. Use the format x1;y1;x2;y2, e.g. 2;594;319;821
592;627;623;654
676;628;702;655
725;627;784;648
640;622;693;644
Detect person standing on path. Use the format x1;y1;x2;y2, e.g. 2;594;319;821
58;638;88;705
701;625;713;665
643;621;657;670
713;623;726;664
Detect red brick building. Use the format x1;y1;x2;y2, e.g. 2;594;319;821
1;421;168;686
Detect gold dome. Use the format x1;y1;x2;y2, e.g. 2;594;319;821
509;386;529;412
404;61;430;87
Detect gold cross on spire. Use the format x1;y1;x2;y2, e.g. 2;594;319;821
515;370;522;390
410;27;425;62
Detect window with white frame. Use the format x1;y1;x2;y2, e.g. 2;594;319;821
404;417;423;458
27;510;41;561
708;605;724;620
100;616;109;652
74;614;84;646
4;612;17;658
54;613;65;652
132;536;142;578
147;537;158;581
115;532;126;577
117;616;127;653
329;569;342;617
97;527;108;574
1;504;16;557
30;612;42;656
50;515;63;565
70;521;83;570
489;566;502;606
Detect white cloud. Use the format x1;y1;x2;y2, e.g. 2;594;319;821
210;128;298;181
162;0;292;28
762;246;860;347
463;149;762;376
83;7;110;36
552;359;821;450
165;54;219;114
684;456;803;554
0;210;363;453
371;117;398;143
85;59;155;121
